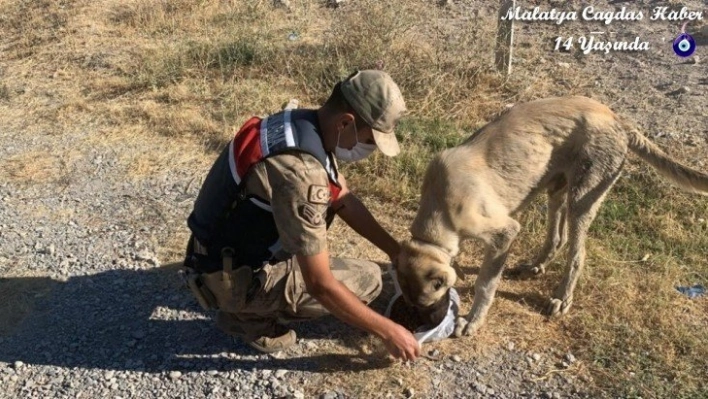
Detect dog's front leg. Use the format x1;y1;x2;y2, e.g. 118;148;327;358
455;219;520;337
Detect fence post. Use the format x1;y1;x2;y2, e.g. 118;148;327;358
495;0;515;76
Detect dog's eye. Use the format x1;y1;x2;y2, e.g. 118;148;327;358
433;279;443;290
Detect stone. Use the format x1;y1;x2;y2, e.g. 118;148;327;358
327;0;345;8
474;383;487;394
320;392;338;399
564;352;576;364
169;371;182;380
273;0;290;9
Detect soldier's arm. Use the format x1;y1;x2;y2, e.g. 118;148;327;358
332;173;400;263
267;155;418;360
296;251;419;361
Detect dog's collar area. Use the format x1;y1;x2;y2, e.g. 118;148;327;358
410;236;455;262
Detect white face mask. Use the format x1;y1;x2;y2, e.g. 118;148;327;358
334;120;377;162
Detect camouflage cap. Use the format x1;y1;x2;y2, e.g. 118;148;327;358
340;70;407;157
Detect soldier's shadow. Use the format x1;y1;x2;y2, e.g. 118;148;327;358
0;262;396;374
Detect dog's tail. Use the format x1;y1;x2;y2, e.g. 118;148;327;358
622;119;708;195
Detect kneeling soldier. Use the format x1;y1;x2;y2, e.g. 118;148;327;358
183;70;420;361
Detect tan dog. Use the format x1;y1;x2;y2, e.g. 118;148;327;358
396;96;708;337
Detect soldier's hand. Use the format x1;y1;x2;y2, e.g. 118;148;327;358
381;322;420;361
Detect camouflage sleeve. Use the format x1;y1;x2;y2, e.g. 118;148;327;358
266;154;331;256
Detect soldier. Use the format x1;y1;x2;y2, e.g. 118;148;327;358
183;70;420;361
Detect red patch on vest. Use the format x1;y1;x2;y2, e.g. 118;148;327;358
232;117;263;179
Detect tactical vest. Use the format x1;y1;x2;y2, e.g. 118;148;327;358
187;109;341;270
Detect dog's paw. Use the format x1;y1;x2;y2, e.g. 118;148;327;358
454;316;481;337
505;262;545;280
543;296;573;317
453;317;469;338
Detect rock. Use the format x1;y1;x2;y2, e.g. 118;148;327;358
558;62;571;68
473;382;487;394
104;371;115;380
404;387;415;398
507;342;515;351
451;355;462;362
169;371;182;380
13;361;23;369
564;352;576;364
326;0;345;8
293;390;305;399
532;353;541;362
207;370;219;376
320;392;338;399
274;369;288;379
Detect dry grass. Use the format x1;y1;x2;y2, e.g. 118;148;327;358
1;0;706;397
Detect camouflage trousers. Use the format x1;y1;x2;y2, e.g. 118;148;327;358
199;256;383;340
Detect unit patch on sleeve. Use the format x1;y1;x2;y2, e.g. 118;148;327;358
299;203;325;226
307;185;330;205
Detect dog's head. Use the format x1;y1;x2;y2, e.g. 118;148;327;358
396;239;456;312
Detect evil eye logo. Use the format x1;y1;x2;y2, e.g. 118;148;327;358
672;33;696;57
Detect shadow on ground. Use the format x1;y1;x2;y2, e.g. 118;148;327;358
0;262;396;374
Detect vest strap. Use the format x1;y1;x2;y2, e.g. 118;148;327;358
221;247;235;289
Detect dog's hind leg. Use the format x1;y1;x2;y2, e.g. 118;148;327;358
544;163;623;317
455;217;521;337
509;177;568;278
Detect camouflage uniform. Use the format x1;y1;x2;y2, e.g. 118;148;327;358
183;70;406;352
192;153;382;341
184;110;382;343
